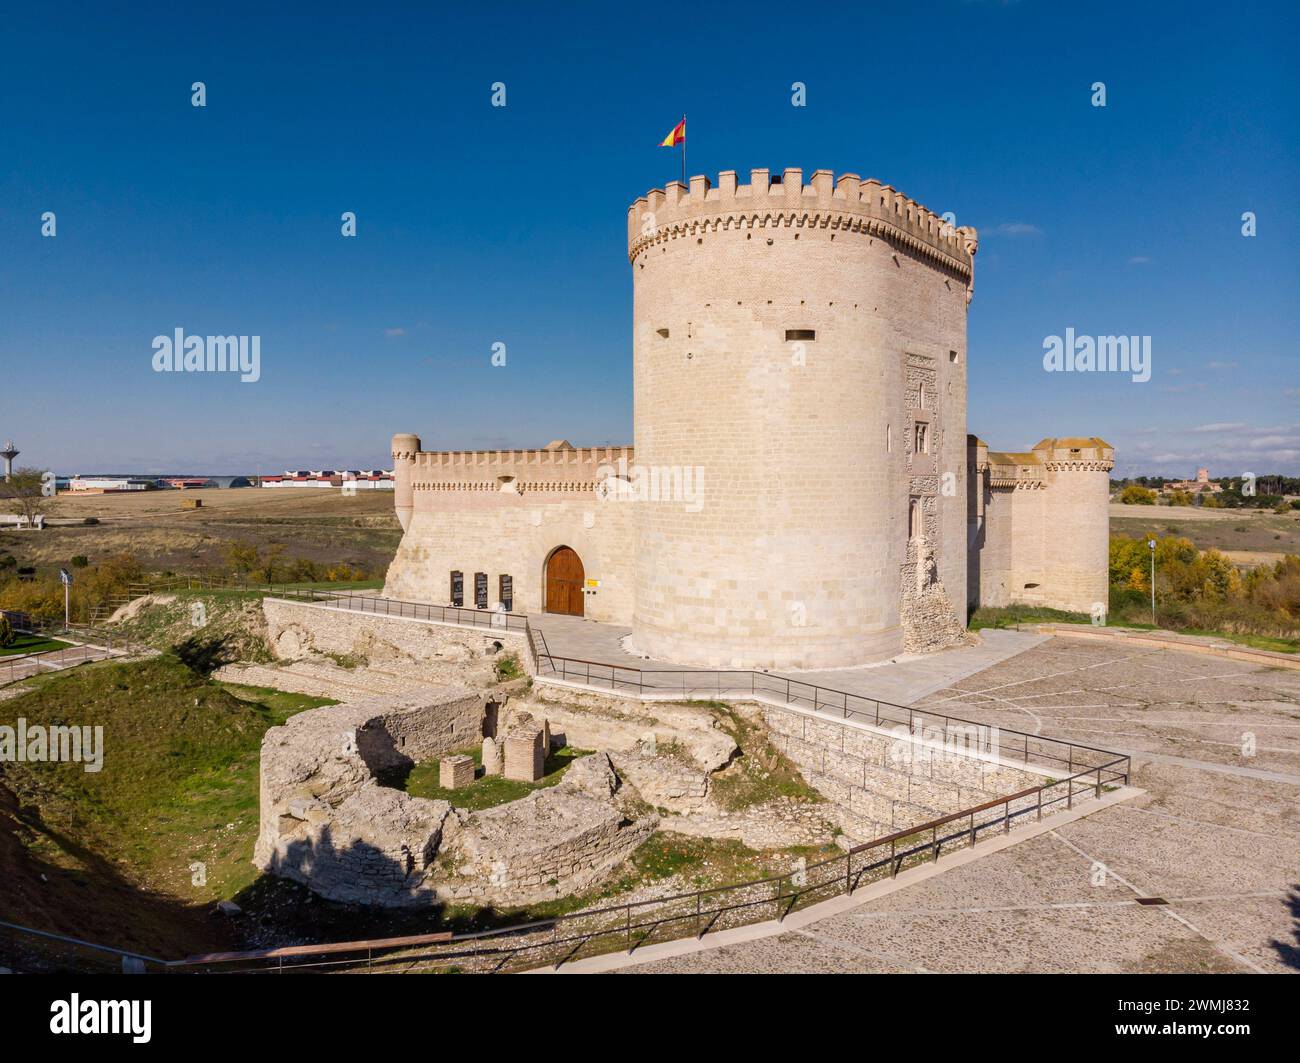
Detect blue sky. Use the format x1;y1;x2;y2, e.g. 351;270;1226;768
1;0;1297;476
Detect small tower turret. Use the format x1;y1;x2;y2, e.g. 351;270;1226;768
391;433;421;532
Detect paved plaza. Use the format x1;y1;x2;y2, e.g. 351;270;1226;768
610;638;1300;973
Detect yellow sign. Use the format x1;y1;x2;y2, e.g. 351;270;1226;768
585;578;600;588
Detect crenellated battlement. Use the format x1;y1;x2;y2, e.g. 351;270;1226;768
627;168;977;278
397;445;635;495
409;445;632;472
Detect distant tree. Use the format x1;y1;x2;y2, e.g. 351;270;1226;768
1167;489;1194;507
1120;485;1158;505
0;467;55;526
224;541;260;575
0;615;14;648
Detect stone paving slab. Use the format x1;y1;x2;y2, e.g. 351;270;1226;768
600;640;1300;974
531;612;1049;706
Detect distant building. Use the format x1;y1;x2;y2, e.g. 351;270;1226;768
63;476;157;493
1161;468;1222;496
260;470;394;489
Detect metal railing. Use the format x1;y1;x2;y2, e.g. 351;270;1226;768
0;919;166;974
0;591;1132;973
105;575;531;632
164;754;1127;974
0;748;1127;976
269;587;531;633
530;654;1129;786
0;614;149;686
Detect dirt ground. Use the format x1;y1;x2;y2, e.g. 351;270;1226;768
621;638;1300;974
0;488;401;575
1110;502;1300;566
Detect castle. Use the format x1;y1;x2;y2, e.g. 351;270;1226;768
385;168;1114;670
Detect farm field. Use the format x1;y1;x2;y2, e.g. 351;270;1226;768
1109;502;1300;565
0;488;401;576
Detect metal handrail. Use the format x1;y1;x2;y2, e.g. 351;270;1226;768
0;590;1133;973
166;754;1128;974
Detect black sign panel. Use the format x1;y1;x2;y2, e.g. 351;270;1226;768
475;571;488;609
450;570;463;607
499;574;513;613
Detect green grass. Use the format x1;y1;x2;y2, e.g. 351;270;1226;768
1;655;336;903
0;633;71;657
1151;626;1300;654
403;745;591;811
972;603;1300;655
707;705;826;811
968;604;1094;630
493;652;525;681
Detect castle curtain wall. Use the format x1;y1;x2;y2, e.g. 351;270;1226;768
384;445;636;624
384;171;1114;664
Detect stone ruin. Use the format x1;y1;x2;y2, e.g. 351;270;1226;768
254;685;659;907
253;669;1062;910
503;714;546;782
439;754;475;789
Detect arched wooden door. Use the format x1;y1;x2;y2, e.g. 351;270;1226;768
545;546;585;617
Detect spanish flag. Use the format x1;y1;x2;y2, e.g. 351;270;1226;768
660;117;685;147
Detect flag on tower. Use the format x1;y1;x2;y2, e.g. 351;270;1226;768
659;117;685;147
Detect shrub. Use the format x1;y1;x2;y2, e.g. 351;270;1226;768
1120;485;1157;505
0;615;14;648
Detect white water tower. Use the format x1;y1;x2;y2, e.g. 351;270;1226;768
0;440;18;482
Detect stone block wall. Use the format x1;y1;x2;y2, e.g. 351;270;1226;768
628;169;974;671
438;781;658;906
255;683;657;908
263;597;527;679
254;684;494;904
759;702;1051;842
362;691;488;770
968;438;1114;615
383;453;636;624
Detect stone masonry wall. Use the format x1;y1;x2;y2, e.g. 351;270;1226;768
254;684;494;905
255;680;657;908
628;168;974;671
759;702;1049;842
263;597;528;680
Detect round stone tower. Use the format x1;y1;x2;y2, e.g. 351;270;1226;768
390;432;421;532
1033;437;1116;616
626;168;977;670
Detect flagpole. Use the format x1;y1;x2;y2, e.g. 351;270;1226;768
681;113;686;186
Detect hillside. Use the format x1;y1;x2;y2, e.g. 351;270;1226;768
0;654;332;965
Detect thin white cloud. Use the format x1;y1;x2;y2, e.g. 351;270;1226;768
994;222;1043;237
384;327;407;338
1126;255;1151;265
1204;360;1238;370
1190;422;1248;433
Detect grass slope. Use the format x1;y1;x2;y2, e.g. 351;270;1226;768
0;654;332;960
